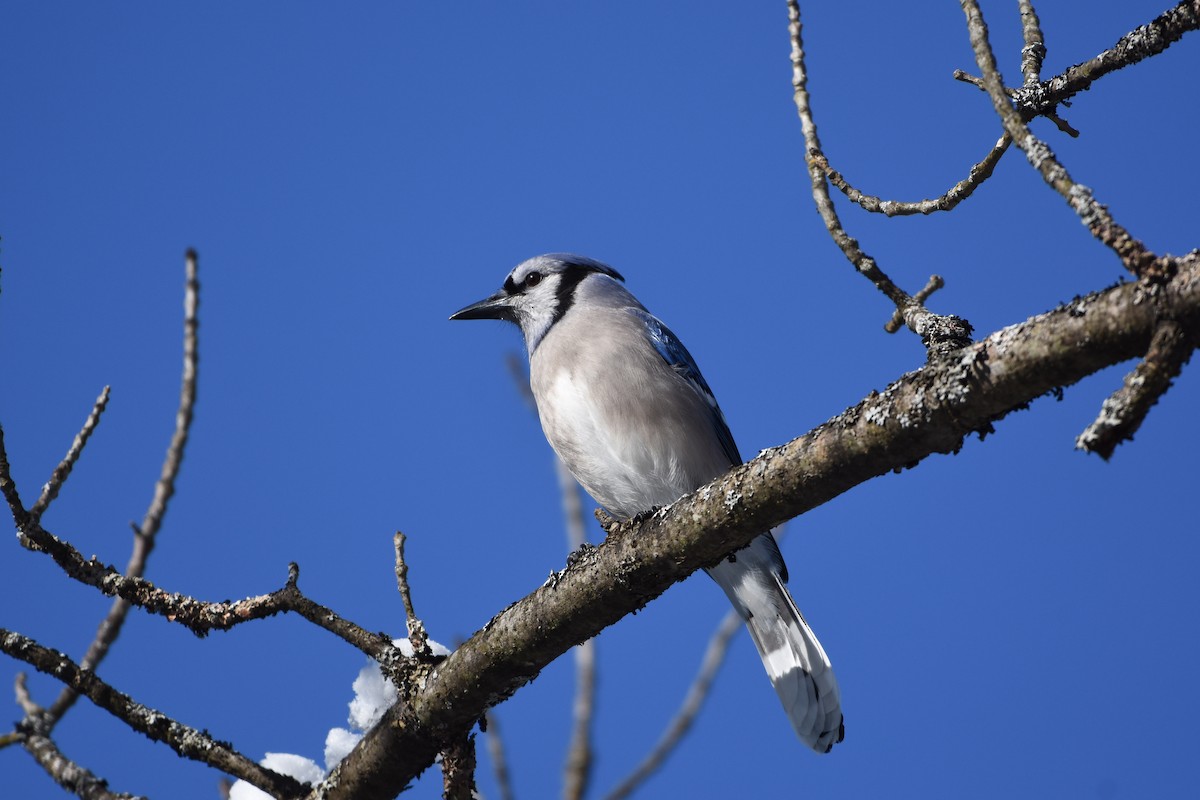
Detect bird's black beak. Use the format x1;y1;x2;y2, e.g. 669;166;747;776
449;291;517;323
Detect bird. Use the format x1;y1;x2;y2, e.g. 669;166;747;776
450;253;843;753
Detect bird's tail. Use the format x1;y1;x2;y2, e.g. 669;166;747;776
709;550;844;753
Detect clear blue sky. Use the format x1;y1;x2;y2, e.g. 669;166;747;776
3;3;1198;798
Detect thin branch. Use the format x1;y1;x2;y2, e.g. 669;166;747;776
21;730;145;800
886;275;947;334
813;134;1010;217
4;504;397;658
1014;0;1082;137
394;532;432;658
2;628;308;799
558;462;594;800
140;246;201;544
440;731;479;800
28;386;111;524
483;711;516;800
952;68;1005;93
1017;0;1047;86
787;1;906;312
603;608;742;800
46;249;200;726
1076;319;1196;458
959;0;1163;278
787;0;972;351
1012;0;1200;120
604;523;791;799
0;423;31;529
15;672;42;716
316;252;1200;800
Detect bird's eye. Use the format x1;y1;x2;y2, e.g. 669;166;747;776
525;271;543;288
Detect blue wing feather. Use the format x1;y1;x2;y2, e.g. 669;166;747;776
633;309;743;466
635;310;789;579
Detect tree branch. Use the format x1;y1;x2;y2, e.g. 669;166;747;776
602;608;741;800
787;0;972;351
27;386;111;525
314;253;1200;800
44;248;201;727
1076;319;1196;458
960;0;1169;278
813;134;1010;218
394;531;432;659
440;732;478;800
21;730;144;800
1017;0;1047;86
2;628;308;799
0;495;397;660
482;710;516;800
558;461;595;800
1012;0;1200;120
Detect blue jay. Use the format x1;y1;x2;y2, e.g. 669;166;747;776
451;253;843;753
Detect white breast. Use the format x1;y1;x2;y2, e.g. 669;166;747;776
530;307;732;519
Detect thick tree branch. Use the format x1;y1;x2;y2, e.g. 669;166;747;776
315;254;1200;800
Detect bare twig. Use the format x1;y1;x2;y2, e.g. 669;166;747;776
603;608;742;800
2;628;308;799
960;0;1166;278
787;1;906;313
1012;0;1200;120
138;247;200;545
886;275;947;334
28;386;111;524
483;710;516;800
558;463;595;800
21;730;145;800
788;0;973;351
45;249;201;726
1076;319;1196;458
394;531;432;658
8;510;397;658
952;68;1005;93
0;424;30;529
441;731;479;800
813;134;1010;217
1017;0;1047;86
1014;0;1081;137
15;672;42;716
